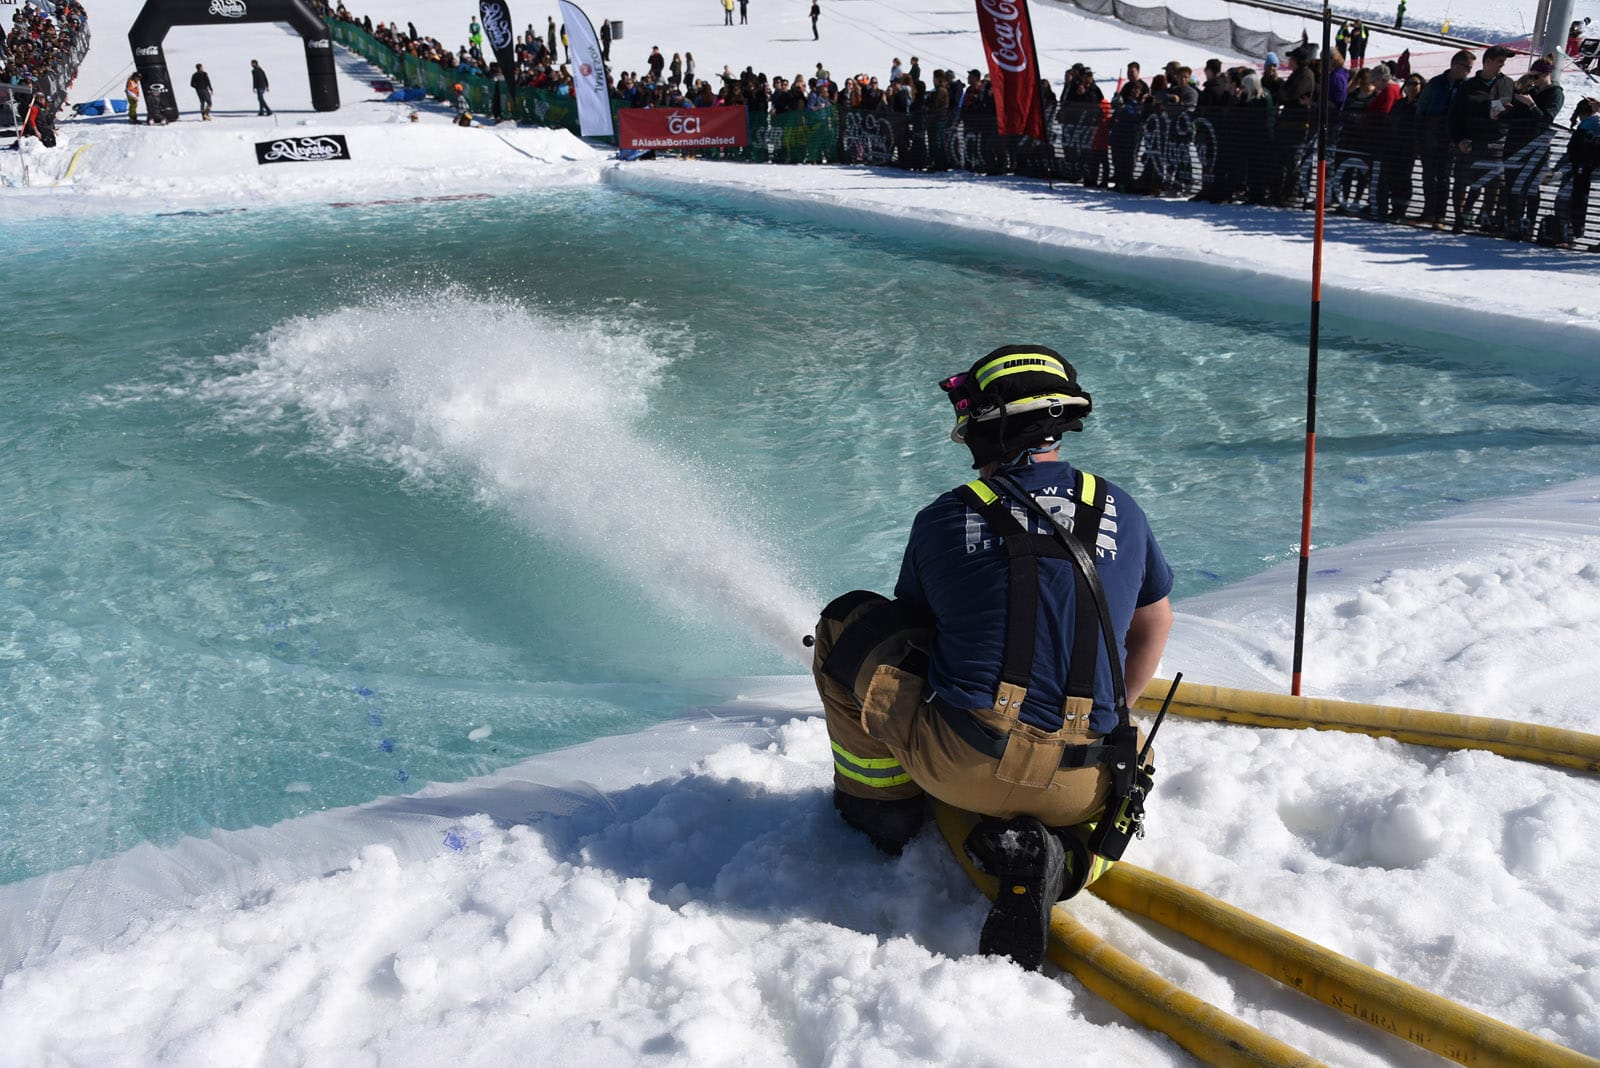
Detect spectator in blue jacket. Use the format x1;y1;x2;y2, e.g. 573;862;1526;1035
1415;49;1474;226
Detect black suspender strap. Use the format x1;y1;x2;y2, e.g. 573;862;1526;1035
955;472;1119;718
961;471;1159;862
988;472;1130;730
952;481;1055;693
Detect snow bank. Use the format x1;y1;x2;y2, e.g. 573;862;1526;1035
3;481;1598;1066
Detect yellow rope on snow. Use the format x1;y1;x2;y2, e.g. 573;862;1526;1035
932;800;1324;1068
1091;863;1600;1068
58;143;93;183
1136;679;1600;773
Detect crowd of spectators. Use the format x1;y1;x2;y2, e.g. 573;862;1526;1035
2;0;88;140
608;52;1001;122
1068;43;1591;247
3;0;85;88
322;0;1597;252
2;0;86;90
327;2;580;104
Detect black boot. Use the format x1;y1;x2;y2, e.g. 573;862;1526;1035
970;816;1067;970
833;789;926;855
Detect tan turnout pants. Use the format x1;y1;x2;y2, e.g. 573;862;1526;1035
813;609;1123;828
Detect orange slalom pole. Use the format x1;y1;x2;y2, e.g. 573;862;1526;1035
1291;2;1334;697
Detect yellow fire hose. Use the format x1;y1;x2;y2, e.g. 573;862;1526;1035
929;684;1600;1062
933;801;1325;1068
1090;863;1600;1068
59;143;93;183
1136;679;1600;774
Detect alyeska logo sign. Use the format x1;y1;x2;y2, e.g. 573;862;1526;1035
255;134;352;164
208;0;247;16
480;2;512;49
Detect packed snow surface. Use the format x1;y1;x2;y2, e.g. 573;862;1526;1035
4;0;1600;1063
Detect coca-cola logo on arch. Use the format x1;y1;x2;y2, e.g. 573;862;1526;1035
980;0;1029;73
135;45;160;56
208;0;247;17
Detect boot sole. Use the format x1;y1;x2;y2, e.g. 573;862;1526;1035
978;821;1066;970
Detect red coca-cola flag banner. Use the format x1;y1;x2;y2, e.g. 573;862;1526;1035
974;0;1045;139
618;107;750;150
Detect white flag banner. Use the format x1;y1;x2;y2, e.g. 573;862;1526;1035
556;0;613;138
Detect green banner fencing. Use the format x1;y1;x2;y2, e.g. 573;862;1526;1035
745;108;839;164
327;18;500;116
326;17;840;160
329;18;591;127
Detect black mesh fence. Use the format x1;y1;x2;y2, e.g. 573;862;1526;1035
1165;13;1233;52
1055;0;1298;59
835;101;1600;250
1112;0;1169;33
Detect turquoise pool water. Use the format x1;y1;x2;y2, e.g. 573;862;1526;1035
4;186;1599;884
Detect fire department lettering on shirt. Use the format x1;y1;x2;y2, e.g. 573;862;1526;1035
964;488;1120;559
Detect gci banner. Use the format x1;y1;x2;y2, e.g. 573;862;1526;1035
255;133;351;163
618;107;748;149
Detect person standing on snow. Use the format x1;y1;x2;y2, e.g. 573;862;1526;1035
125;72;140;124
250;59;271;116
1349;19;1370;69
809;345;1173;971
810;0;821;40
1416;48;1474;226
191;63;213;120
1448;44;1516;233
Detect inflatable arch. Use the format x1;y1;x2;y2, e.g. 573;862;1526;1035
129;0;339;122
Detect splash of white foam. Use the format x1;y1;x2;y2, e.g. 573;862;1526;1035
201;290;816;660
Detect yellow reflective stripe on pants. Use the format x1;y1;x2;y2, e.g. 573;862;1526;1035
831;740;913;788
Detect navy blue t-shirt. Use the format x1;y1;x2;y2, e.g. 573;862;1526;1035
894;460;1173;734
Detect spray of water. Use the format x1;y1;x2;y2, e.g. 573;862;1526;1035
200;289;818;663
